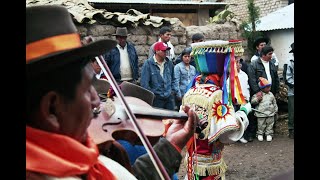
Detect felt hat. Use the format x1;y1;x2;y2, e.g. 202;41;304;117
253;36;270;49
26;5;117;76
154;42;171;51
258;77;271;89
112;27;130;36
289;42;294;53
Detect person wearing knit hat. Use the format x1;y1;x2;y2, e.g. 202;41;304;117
247;45;279;142
258;77;271;89
251;77;278;142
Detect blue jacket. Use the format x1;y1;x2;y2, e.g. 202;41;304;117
173;62;196;98
140;56;177;98
104;43;139;81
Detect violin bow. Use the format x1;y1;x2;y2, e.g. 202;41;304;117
86;36;170;180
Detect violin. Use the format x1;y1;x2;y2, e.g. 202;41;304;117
88;96;188;146
88;96;189;174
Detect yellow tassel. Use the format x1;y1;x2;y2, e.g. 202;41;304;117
193;158;227;176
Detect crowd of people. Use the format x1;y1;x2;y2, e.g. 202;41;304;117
26;4;294;180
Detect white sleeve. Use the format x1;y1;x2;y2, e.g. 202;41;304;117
272;53;279;66
218;111;249;144
98;155;138;180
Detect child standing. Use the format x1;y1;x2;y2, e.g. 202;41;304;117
251;77;278;142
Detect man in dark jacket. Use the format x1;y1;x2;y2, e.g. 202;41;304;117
245;45;279;142
104;27;139;84
247;46;279;96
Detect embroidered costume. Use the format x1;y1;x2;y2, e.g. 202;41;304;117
182;40;250;180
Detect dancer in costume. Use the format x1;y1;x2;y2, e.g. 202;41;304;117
182;40;251;180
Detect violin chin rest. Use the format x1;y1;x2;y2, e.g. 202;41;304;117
120;81;155;106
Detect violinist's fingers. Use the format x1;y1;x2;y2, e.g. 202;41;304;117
182;105;198;133
165;105;198;151
181;105;190;113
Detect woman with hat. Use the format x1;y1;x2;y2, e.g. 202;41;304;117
26;5;199;180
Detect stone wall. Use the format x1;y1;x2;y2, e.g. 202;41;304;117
76;20;248;70
225;0;288;21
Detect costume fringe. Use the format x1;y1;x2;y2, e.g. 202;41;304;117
184;153;227;177
195;159;227;176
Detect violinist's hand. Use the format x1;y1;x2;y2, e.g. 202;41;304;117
165;105;198;151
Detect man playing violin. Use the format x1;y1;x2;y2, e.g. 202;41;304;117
26;5;199;180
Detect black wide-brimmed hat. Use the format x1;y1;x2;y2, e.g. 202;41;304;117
26;5;117;75
252;36;270;49
289;42;294;53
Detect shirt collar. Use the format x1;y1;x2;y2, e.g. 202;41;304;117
153;55;166;65
116;43;127;50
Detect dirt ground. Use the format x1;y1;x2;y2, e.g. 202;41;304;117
177;113;294;180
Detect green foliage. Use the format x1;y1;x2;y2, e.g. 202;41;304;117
207;5;235;24
240;0;264;56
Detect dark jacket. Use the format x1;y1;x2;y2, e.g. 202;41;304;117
247;58;279;96
104;42;139;81
240;59;248;75
133;138;182;179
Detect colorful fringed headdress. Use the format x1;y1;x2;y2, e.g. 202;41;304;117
190;40;246;105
